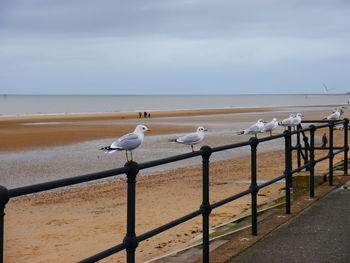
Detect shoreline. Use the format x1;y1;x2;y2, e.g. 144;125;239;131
0;104;346;123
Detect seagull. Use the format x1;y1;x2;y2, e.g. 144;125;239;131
336;106;346;116
279;114;295;130
237;119;265;138
100;124;149;161
325;109;341;121
261;118;279;136
291;113;303;130
169;126;207;152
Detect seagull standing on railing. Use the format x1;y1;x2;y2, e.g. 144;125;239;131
100;124;150;161
279;114;295;130
261;118;279;136
169;126;207;152
325;109;341;121
291;113;303;130
237;119;265;138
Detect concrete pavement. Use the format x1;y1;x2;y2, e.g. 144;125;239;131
230;181;350;263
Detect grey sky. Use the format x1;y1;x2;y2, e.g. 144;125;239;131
1;0;350;94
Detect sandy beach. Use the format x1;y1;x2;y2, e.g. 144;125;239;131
2;106;348;263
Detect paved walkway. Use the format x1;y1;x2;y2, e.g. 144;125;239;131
230;181;350;263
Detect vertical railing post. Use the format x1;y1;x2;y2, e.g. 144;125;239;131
0;186;9;263
200;146;212;263
249;137;259;236
283;131;292;214
123;161;140;263
344;118;349;176
296;130;301;168
303;136;310;171
309;125;316;198
328;122;334;186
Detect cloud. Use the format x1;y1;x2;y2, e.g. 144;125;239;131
1;0;350;94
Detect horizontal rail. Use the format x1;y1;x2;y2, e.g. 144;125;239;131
291;146;344;151
334;148;345;155
258;174;286;189
138;150;202;170
78;243;126;263
291;163;310;174
257;133;285;143
211;140;251;152
302;120;345;124
211;188;252;209
137;209;203;243
9;166;130;198
315;155;330;164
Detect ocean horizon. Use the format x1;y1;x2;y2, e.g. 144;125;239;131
0;94;349;116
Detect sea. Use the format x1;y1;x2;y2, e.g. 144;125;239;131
0;94;349;116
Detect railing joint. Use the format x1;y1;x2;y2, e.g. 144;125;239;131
125;161;140;178
249;184;259;194
0;186;9;208
249;137;259;148
200;145;212;159
328;152;335;159
309;124;316;132
123;235;139;251
200;204;212;216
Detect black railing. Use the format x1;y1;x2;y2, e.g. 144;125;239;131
0;118;349;263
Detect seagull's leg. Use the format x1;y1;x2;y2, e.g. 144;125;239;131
191;145;194;152
125;151;129;162
270;131;272;136
130;151;133;161
255;133;257;138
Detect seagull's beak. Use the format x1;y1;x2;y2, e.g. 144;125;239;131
204;129;208;132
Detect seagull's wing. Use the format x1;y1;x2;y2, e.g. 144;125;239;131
327;111;340;120
112;133;141;150
262;121;274;132
244;123;260;134
176;133;201;144
281;117;293;126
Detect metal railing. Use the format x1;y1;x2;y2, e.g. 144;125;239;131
0;118;349;263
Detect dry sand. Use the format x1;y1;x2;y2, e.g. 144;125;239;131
2;106;347;263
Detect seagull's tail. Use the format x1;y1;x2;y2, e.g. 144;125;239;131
322;117;327;120
100;146;119;153
236;131;244;135
168;139;177;143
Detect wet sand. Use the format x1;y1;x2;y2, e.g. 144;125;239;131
0;104;345;151
2;106;348;263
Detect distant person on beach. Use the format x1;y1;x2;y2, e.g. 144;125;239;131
148;113;151;118
144;112;147;118
139;112;142;118
322;133;328;148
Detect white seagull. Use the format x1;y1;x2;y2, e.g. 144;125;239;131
238;119;265;138
325;109;341;121
169;126;207;152
291;113;303;130
100;124;149;161
261;118;279;136
279;114;295;130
